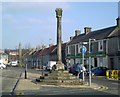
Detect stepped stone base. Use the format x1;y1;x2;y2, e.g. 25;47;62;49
38;70;84;85
56;61;65;70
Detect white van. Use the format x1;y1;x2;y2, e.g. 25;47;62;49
46;61;56;71
10;61;18;66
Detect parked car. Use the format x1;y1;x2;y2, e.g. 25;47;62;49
0;63;6;69
86;67;109;76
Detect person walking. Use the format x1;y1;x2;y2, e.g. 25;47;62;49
79;64;86;79
74;63;81;78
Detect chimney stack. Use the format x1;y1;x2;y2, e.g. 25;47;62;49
75;29;80;36
84;27;91;35
116;17;120;28
70;36;74;40
49;44;53;47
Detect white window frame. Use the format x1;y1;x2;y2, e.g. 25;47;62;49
75;44;77;55
78;43;82;53
98;40;103;51
67;46;71;54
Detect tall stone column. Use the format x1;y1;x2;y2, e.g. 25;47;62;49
55;8;64;70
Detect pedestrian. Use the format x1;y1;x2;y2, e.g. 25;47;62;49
74;63;81;78
79;65;86;79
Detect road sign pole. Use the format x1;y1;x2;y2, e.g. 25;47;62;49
81;46;86;82
25;58;27;79
82;52;85;81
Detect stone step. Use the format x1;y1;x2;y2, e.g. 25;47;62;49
43;79;84;85
49;70;69;74
48;72;73;76
53;70;69;73
45;76;77;80
44;82;84;85
44;79;80;83
48;74;73;77
37;70;86;86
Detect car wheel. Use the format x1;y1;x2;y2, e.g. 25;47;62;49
52;65;56;71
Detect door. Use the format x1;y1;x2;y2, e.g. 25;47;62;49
110;58;114;70
94;58;97;67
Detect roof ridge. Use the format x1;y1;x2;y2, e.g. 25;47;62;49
91;26;116;33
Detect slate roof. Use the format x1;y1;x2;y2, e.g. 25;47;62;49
34;45;57;57
50;43;67;54
108;28;120;38
30;43;67;58
67;26;117;45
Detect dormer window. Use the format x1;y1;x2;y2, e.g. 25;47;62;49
98;40;103;51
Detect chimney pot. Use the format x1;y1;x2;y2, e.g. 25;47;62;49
84;27;91;34
75;29;81;36
70;36;74;40
49;44;53;47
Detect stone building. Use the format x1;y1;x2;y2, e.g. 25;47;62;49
65;17;120;70
25;43;66;69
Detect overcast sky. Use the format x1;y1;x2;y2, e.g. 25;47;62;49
1;1;119;49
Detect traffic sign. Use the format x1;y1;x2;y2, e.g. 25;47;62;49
81;46;87;53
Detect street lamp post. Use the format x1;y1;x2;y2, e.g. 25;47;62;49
88;39;91;86
88;39;96;86
82;50;85;81
25;58;27;79
41;53;44;76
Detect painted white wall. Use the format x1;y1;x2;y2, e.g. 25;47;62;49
75;58;81;64
70;59;74;66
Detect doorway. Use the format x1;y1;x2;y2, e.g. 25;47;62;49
110;58;114;70
94;58;97;67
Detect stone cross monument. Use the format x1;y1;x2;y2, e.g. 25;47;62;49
55;8;64;70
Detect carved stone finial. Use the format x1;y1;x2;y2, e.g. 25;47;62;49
55;8;63;18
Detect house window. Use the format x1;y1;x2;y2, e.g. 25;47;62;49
98;40;103;51
91;43;94;52
118;37;120;51
78;44;82;53
67;46;71;54
76;44;78;54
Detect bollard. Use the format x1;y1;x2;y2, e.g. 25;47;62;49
111;70;114;79
109;70;112;78
118;70;120;80
114;70;118;80
106;70;109;79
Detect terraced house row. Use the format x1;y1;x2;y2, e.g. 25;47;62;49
23;43;66;68
65;17;120;70
22;17;120;70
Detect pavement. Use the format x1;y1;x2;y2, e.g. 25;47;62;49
14;72;109;95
